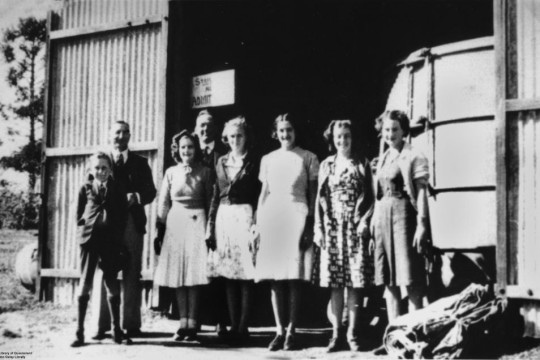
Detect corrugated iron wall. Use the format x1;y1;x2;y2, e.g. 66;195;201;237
57;0;164;30
50;25;161;148
516;0;540;99
497;0;540;338
42;0;167;305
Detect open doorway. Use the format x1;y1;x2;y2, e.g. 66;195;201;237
168;0;492;159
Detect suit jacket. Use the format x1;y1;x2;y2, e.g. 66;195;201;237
112;150;157;234
201;140;228;169
206;151;261;236
76;176;128;246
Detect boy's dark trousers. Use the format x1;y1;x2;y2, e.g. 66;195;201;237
75;239;121;342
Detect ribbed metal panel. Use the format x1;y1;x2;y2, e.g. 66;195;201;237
515;110;540;290
57;0;164;30
50;24;161;148
517;0;540;99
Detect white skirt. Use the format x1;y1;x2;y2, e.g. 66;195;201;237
207;204;255;280
154;203;209;287
255;196;313;282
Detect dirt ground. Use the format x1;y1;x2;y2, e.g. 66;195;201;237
0;230;539;360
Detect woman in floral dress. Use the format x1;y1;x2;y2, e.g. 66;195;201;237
314;119;375;352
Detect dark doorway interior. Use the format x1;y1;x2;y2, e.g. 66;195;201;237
168;0;493;159
164;0;493;328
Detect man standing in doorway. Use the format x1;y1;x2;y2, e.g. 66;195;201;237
94;120;157;339
195;109;228;336
195;109;227;168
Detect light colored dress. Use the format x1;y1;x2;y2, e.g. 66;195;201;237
255;147;319;281
154;163;213;287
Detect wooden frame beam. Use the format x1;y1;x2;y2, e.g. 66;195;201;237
49;15;162;41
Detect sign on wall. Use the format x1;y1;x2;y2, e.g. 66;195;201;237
191;69;235;108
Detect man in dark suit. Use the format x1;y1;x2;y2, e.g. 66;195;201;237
71;151;129;347
194;109;229;336
94;120;157;339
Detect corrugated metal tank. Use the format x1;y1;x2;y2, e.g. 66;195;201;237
383;37;495;250
41;0;167;305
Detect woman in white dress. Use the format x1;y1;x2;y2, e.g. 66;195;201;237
256;113;319;351
206;116;261;342
154;130;213;341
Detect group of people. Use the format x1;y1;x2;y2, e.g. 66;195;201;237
71;109;430;355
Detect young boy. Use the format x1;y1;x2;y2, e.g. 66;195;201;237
71;151;130;347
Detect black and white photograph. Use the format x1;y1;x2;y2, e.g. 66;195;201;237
0;0;539;359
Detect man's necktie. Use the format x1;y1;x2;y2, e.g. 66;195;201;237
116;153;124;167
99;184;106;199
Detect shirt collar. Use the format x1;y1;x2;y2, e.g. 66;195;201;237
201;141;215;152
112;149;129;162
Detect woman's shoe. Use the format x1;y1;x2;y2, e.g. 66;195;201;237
184;329;198;342
172;328;187;341
347;336;365;352
327;336;345;352
268;334;285;351
283;333;296;351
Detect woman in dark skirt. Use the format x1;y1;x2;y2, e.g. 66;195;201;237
372;110;430;354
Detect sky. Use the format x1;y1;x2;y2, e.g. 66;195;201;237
0;0;60;190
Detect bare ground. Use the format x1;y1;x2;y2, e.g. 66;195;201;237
0;230;539;360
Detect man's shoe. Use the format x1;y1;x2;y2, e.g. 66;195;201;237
113;329;133;345
91;331;108;340
268;334;285;351
126;329;142;338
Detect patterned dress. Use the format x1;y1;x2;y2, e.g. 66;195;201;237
316;157;374;288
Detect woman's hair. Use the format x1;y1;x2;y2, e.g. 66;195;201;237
380;109;410;137
221;115;253;149
323;119;356;154
89;150;113;168
170;130;202;163
271;113;299;140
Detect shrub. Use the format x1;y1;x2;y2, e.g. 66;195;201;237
0;187;40;230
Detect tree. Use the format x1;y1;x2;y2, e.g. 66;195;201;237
0;17;46;194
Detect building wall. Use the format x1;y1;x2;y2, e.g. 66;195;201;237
41;0;167;305
497;0;540;338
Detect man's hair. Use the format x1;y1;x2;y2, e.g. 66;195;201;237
112;120;131;132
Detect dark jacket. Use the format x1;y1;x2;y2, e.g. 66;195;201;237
112;151;157;234
76;175;128;246
201;140;228;170
206;151;261;236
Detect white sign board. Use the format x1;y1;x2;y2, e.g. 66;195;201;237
191;69;235;108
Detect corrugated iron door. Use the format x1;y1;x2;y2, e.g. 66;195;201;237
495;0;540;337
39;0;168;305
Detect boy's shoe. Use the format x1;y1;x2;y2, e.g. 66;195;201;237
70;330;85;347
